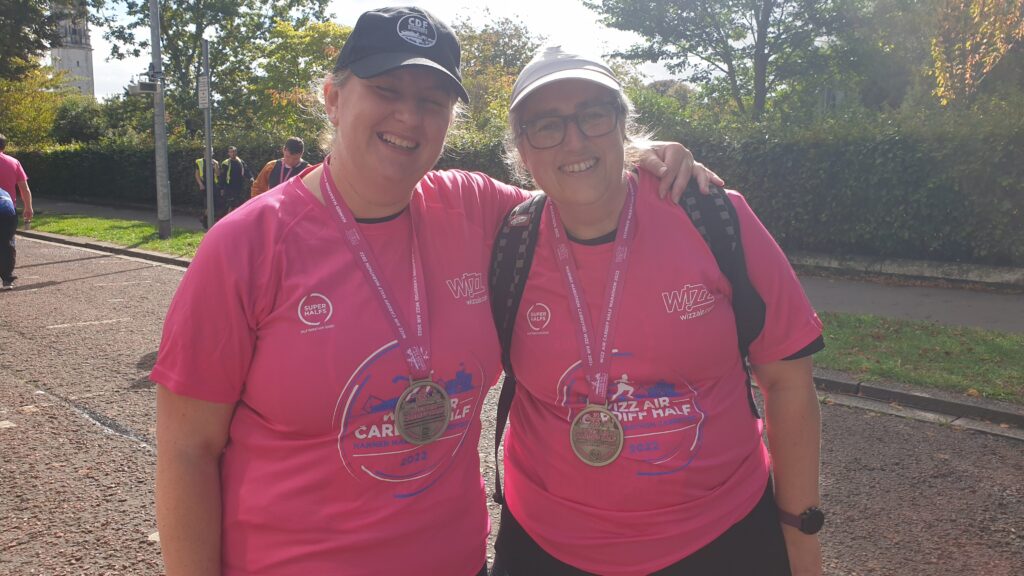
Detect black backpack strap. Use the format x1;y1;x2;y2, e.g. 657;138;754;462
679;181;766;417
488;193;547;505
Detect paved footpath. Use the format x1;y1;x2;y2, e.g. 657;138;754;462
31;197;1024;334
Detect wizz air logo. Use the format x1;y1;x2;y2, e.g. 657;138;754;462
446;273;487;305
662;284;716;320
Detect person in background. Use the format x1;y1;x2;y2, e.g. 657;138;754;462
219;146;252;212
490;46;825;576
0;134;33;289
0;187;17;290
194;154;219;229
250;137;310;198
150;7;718;576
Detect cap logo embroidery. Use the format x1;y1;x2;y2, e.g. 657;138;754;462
397;15;437;47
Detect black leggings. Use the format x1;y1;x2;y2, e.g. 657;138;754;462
0;211;16;283
492;480;790;576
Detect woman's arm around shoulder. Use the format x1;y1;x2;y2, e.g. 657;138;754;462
156;385;235;576
753;357;823;576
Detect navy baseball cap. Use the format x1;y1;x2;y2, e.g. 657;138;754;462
335;6;470;103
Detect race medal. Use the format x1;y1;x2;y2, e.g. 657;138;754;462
395;379;452;445
570;405;624;466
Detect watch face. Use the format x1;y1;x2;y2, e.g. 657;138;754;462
801;508;825;534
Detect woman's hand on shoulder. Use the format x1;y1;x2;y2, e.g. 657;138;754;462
636;141;725;202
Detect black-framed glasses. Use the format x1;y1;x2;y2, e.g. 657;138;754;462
518;101;621;150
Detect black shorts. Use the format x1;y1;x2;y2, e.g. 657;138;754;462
492;479;790;576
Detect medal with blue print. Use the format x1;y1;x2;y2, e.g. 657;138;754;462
320;159;450;445
548;175;637;466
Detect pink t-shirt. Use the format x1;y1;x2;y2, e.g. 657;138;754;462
504;171;823;575
151;169;528;575
0;152;27;204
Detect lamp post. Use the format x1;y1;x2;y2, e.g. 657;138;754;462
199;39;214;229
149;0;172;239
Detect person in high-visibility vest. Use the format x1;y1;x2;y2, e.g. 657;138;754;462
194;156;220;194
220;146;252;212
251;137;310;198
194;156;220;229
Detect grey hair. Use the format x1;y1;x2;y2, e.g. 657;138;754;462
314;68;467;152
503;87;652;188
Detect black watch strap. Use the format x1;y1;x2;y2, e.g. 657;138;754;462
778;506;825;534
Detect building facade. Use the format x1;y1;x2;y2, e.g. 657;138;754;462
51;3;95;97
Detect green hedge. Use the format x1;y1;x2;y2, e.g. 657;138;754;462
677;111;1024;266
15;140;292;209
14;110;1024;266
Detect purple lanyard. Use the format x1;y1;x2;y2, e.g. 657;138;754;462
319;159;431;379
547;175;638;404
280;163;294;183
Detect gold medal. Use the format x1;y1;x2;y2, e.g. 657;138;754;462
569;405;623;466
395;379;452;445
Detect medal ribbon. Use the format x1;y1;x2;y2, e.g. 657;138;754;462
319;157;431;380
547;174;638;404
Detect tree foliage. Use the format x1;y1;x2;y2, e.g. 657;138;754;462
95;0;330;133
0;68;71;147
584;0;840;120
0;0;83;80
932;0;1024;104
52;95;107;143
451;13;542;141
246;20;351;143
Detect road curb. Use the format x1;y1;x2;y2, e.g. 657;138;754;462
814;374;1024;429
17;229;191;268
19;228;1023;433
790;251;1024;291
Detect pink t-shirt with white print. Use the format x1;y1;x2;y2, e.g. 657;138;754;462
151;169;528;575
503;170;823;576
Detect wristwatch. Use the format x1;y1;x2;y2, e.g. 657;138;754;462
778;506;825;534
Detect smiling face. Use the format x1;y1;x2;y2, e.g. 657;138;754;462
514;79;627;212
324;66;456;215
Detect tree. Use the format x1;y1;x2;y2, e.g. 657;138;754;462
452;13;542;139
96;0;331;133
932;0;1024;104
0;0;81;80
52;94;107;143
245;20;351;143
584;0;840;121
0;68;70;147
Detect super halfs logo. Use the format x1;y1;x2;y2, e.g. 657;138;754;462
526;302;551;336
662;283;715;320
298;293;335;334
446;273;487;305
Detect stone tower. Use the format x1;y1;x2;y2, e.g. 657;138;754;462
51;2;95;97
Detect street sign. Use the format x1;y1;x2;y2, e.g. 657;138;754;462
198;74;210;109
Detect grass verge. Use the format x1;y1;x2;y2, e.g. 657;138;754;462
24;215;1024;406
816;311;1024;405
30;214;203;258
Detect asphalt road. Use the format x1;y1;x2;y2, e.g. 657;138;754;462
1;237;1022;575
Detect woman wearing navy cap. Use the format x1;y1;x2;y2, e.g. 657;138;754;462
151;6;721;575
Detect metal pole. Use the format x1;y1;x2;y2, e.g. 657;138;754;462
202;39;215;229
150;0;172;239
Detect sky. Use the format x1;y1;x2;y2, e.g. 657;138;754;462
88;0;669;99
